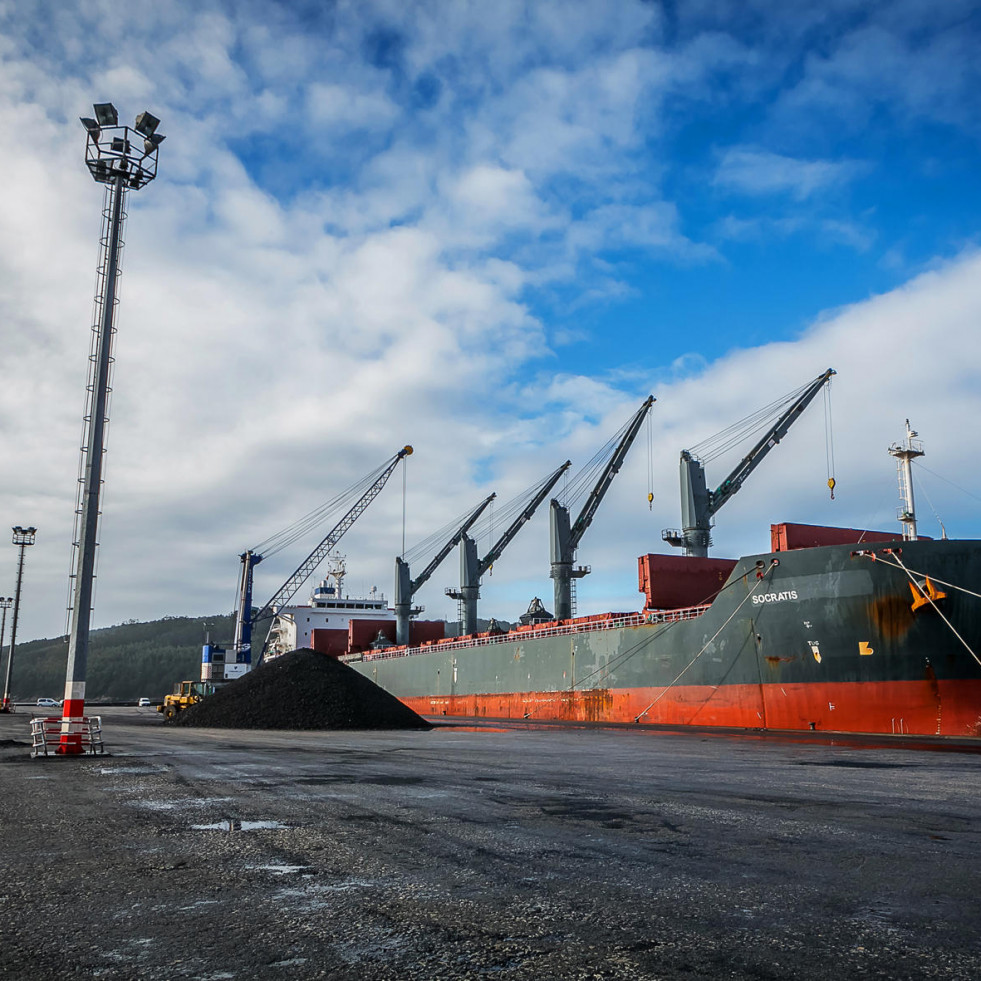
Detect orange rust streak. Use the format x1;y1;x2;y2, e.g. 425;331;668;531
401;679;981;738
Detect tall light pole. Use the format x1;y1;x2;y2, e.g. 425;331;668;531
60;103;164;753
0;598;12;665
1;528;36;712
0;597;14;709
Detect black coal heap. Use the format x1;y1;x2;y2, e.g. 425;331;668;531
174;648;430;730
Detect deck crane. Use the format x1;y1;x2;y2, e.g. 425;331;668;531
662;368;835;557
447;460;571;636
550;396;655;620
232;446;413;668
394;492;497;645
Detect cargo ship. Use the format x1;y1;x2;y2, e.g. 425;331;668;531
340;423;981;738
343;527;981;737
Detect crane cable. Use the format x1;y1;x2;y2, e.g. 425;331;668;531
646;408;655;510
689;380;813;464
251;458;395;559
403;499;489;567
401;453;407;560
824;378;836;500
557;415;634;510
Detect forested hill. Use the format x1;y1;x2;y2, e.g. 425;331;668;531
7;611;510;703
6;614;236;703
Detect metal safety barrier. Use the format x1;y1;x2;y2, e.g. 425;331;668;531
30;715;105;757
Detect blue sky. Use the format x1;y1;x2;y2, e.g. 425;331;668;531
2;0;981;643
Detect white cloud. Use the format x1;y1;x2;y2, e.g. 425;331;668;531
771;21;981;134
1;0;979;651
714;147;867;200
306;83;400;130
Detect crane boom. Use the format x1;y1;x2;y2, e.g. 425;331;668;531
448;460;571;636
413;493;497;593
706;368;834;517
478;460;570;579
569;396;655;549
233;446;412;667
550;396;655;620
255;445;413;623
664;368;834;557
394;492;496;645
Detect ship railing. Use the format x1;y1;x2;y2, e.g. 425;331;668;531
644;604;711;623
358;605;710;662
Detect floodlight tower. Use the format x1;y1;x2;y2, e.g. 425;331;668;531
1;528;36;712
0;597;12;696
60;104;164;752
0;597;12;660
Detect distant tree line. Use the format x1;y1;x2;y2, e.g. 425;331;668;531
4;612;512;702
3;614;236;702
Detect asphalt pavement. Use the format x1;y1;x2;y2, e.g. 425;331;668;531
0;707;978;980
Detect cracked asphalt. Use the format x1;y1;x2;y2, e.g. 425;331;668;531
1;708;979;980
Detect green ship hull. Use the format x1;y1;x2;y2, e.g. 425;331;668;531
344;539;981;737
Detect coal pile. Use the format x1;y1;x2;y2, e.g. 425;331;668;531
174;648;431;731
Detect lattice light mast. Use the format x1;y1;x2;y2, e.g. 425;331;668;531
1;528;36;712
60;104;164;753
0;598;13;704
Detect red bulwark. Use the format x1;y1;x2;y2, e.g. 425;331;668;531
409;620;445;646
638;553;737;610
310;628;349;656
770;522;929;551
399;678;981;738
348;618;397;652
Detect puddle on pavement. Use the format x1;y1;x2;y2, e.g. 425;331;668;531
99;765;167;776
135;797;233;811
253;863;315;875
192;818;298;832
277;878;378;896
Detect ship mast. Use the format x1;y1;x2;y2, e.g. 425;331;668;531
888;420;924;541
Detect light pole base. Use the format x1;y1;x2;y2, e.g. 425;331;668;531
30;714;105;757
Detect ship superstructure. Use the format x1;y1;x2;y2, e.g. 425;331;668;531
266;557;392;658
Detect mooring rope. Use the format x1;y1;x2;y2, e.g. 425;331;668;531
632;559;779;722
858;550;981;669
568;575;738;693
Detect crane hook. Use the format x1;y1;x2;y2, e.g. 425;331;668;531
827;477;836;501
647;491;654;511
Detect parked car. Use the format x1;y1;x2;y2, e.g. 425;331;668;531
36;697;60;708
137;697;151;707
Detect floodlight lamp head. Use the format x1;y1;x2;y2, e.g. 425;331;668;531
11;526;37;546
79;117;101;138
93;102;118;127
142;133;165;155
134;111;160;137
